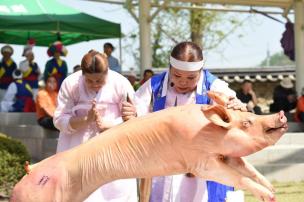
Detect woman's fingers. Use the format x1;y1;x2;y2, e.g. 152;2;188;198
91;99;97;107
122;101;134;108
86;102;98;123
227;97;247;111
122;101;137;118
122;106;136;122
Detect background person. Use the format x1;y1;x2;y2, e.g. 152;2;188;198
35;76;58;131
270;77;297;114
295;87;304;122
0;45;17;101
1;69;35;112
44;41;68;90
73;64;81;73
140;69;154;86
236;80;262;114
103;42;121;73
19;45;41;98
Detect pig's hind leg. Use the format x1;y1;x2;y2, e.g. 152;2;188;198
225;157;274;193
192;156;276;202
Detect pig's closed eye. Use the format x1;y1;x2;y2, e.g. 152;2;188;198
242;120;252;128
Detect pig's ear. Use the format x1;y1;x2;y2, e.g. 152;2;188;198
201;105;232;129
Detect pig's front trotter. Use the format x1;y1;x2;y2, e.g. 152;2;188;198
195;157;276;202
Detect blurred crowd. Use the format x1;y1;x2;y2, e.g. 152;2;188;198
0;41;303;129
236;78;303;122
0;42;155;131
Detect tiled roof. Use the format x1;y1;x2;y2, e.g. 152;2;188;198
208;66;296;83
146;66;296;83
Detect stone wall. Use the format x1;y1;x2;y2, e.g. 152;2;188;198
0;113;58;162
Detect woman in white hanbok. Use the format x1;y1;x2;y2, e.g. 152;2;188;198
54;50;137;202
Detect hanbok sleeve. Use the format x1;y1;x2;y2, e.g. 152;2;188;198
210;79;236;97
53;77;78;134
0;83;17;112
62;60;68;78
44;60;52;80
134;79;153;116
36;62;41;75
210;78;247;106
113;76;136;125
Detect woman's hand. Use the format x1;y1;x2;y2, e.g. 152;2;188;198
248;89;256;96
226;96;247;112
94;106;112;132
96;117;115;132
86;100;98;123
69;100;100;131
87;100;112;132
122;94;137;122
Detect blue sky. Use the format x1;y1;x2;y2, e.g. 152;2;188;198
1;0;290;73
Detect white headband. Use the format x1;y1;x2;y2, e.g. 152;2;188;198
170;56;204;71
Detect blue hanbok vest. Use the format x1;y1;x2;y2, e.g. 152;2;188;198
12;80;34;112
45;58;67;88
150;70;234;202
0;59;17;89
23;62;39;88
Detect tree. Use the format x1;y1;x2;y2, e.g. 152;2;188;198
259;51;295;66
124;1;248;68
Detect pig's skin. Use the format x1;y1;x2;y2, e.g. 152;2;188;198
11;92;286;202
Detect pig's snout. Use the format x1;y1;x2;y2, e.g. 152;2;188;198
272;110;288;131
264;111;288;133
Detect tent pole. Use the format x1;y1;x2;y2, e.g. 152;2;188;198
294;0;304;95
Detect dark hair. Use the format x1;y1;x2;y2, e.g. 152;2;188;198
14;69;22;77
43;74;57;83
46;75;57;83
81;50;108;74
170;41;203;62
143;69;154;76
73;65;81;71
242;80;252;84
103;42;114;50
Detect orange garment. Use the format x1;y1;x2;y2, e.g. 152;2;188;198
295;96;304;122
35;88;58;120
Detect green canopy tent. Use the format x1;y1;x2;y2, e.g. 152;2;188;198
0;0;121;46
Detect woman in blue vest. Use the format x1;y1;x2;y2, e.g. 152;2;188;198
1;69;35;112
0;45;17;101
122;41;246;202
19;45;41;98
44;41;68;90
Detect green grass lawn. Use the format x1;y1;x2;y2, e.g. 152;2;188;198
1;181;304;202
245;181;304;202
